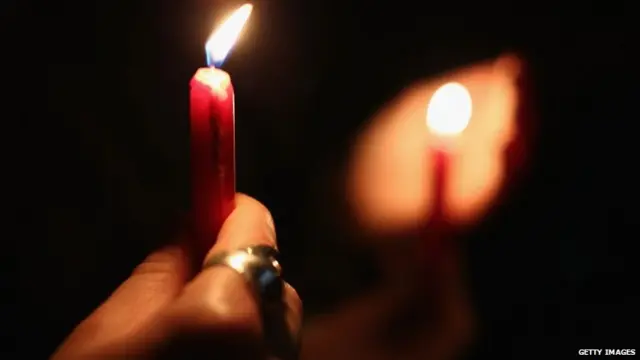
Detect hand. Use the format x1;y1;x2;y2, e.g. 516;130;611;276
302;55;529;360
52;194;302;360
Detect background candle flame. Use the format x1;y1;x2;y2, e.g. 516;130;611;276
426;82;472;136
205;4;253;67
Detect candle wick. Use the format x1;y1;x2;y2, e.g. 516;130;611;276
206;49;220;68
206;52;214;68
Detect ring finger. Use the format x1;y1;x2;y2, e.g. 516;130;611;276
167;194;302;357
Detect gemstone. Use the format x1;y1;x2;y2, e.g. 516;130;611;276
255;265;283;301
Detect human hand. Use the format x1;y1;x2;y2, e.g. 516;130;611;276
302;55;530;360
52;194;302;360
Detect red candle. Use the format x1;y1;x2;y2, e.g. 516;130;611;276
431;148;447;226
423;82;472;267
190;4;253;256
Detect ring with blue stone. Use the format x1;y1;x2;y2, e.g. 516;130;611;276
203;245;298;359
202;244;284;303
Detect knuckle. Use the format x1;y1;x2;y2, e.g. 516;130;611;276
184;298;257;333
133;257;174;279
130;248;186;290
173;268;262;335
133;247;183;276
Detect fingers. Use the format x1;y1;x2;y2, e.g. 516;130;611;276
54;195;301;359
96;245;190;321
52;245;190;359
165;193;302;356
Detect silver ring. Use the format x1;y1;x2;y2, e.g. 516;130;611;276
202;245;298;359
202;245;283;303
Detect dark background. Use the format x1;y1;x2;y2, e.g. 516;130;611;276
8;0;639;358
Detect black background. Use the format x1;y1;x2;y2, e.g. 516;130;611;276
8;1;639;358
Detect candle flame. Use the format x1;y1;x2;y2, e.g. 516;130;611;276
426;82;472;136
205;4;253;67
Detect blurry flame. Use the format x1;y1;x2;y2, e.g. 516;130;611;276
205;4;253;67
426;82;472;136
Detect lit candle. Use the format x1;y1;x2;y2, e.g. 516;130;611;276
423;82;472;263
426;82;473;218
190;4;253;256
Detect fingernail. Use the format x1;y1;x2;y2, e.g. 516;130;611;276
265;212;277;247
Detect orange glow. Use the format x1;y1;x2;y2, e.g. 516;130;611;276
205;4;253;66
426;82;472;137
347;55;524;234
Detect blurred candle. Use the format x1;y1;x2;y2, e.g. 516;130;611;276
190;4;253;256
426;82;473;217
423;82;472;261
